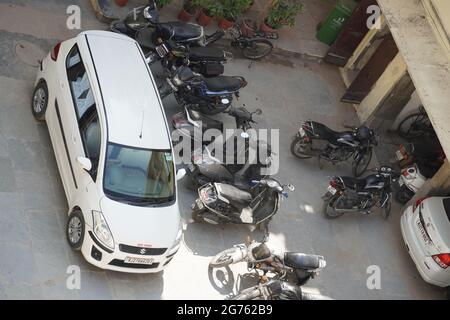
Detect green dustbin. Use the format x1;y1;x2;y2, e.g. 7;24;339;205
316;0;357;46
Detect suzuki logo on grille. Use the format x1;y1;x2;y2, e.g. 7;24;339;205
139;248;147;255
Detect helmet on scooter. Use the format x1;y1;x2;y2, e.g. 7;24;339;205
251;243;271;261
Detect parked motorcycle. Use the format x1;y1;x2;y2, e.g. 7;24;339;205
395;163;439;204
322;166;399;219
210;237;326;286
392;136;445;171
191;179;294;228
291;121;377;177
231;279;331;300
110;4;226;70
160;66;247;115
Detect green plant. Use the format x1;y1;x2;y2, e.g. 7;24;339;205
155;0;173;8
190;0;222;17
266;0;303;29
220;0;253;21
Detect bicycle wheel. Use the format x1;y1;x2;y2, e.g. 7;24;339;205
242;39;273;60
397;112;431;139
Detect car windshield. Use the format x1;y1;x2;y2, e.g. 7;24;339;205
103;143;175;205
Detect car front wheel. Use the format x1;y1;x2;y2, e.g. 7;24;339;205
66;209;85;251
31;80;48;121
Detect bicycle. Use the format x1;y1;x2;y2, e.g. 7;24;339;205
397;105;435;139
219;19;277;60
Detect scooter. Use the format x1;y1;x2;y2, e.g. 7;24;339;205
171;106;261;154
160;65;247;115
191;179;294;228
395;164;428;204
209;237;326;286
231;279;332;300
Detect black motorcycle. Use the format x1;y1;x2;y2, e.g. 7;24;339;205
291;121;377;177
110;4;226;72
322;166;399;219
160;66;247;115
231;279;331;300
191;179;294;228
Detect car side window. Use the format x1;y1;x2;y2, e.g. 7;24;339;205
80;108;101;180
66;45;95;121
66;45;101;181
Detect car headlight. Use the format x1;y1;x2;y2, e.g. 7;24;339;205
167;225;183;255
92;211;115;251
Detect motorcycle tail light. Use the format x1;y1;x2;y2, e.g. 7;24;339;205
330;180;338;188
402;170;409;177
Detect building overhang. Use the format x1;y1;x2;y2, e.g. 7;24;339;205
377;0;450;158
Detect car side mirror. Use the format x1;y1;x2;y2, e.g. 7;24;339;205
176;168;187;181
76;156;92;172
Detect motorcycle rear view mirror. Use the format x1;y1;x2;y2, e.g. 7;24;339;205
221;98;230;105
285;184;295;192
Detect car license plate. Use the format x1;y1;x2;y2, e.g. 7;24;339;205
327;185;337;195
124;257;154;265
416;220;431;245
396;150;404;161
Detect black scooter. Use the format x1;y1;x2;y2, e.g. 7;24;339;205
191;179;294;228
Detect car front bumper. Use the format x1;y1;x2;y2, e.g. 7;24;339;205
80;226;179;274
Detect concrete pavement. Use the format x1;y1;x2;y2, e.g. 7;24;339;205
0;0;445;299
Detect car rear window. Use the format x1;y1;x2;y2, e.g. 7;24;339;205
442;198;450;222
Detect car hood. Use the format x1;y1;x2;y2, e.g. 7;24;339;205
99;196;180;249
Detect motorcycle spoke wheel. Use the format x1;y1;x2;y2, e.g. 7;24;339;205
353;150;372;177
242;39;273;60
322;198;344;219
290;137;313;159
397;113;431;139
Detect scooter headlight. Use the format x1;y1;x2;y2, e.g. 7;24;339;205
200;185;217;204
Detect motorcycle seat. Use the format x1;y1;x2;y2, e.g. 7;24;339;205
189;47;226;62
340;175;385;191
309;121;354;145
205;76;242;92
284;252;324;271
214;183;252;205
135;27;156;50
159;22;203;42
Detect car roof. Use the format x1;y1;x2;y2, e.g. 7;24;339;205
80;31;171;150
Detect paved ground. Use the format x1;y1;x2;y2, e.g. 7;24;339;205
0;0;445;299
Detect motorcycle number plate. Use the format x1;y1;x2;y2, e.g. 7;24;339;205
327;185;337;195
395;150;404;161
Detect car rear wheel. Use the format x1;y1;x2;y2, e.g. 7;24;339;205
31;80;48;121
66;209;85;251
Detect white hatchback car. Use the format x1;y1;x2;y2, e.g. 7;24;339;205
401;196;450;293
31;31;185;273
